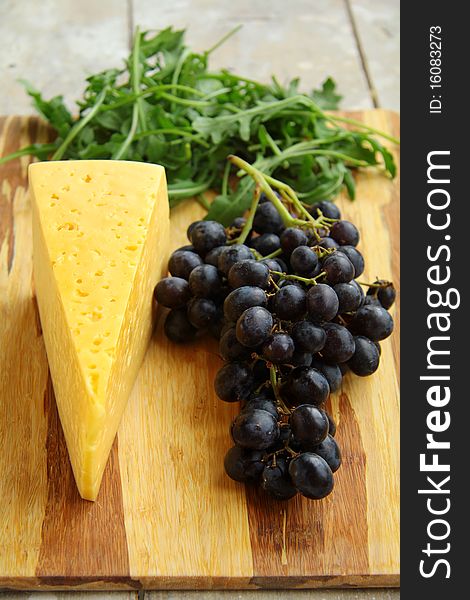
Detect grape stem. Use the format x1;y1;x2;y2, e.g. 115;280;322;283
310;246;336;259
269;366;291;415
228;155;335;233
254;380;269;394
268;275;280;291
229;155;293;225
357;279;392;288
250;246;283;262
284;445;300;458
269;270;326;286
261;247;283;260
263;444;300;467
234;185;261;244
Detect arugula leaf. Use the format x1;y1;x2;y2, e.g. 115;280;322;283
0;26;398;223
311;77;342;109
20;80;72;138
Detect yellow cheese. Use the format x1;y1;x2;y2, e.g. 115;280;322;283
29;160;169;501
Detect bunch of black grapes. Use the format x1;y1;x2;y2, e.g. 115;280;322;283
154;194;395;501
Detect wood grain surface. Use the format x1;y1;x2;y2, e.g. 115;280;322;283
0;110;400;591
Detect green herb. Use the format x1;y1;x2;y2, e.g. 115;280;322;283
0;26;398;225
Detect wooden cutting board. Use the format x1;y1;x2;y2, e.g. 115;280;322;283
0;110;400;591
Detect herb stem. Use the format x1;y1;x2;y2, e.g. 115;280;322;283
132;27;146;131
100;83;209;112
326;114;400;145
52;86;108;160
210;95;314;126
133;128;209;147
112;28;143;160
205;24;243;55
196;193;211;211
170;47;190;112
168;178;213;201
159;91;215;107
281;148;369;167
0;143;58;165
221;160;231;196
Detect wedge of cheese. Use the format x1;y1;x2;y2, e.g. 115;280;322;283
29;160;169;501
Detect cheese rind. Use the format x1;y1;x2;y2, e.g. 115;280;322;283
29;160;169;500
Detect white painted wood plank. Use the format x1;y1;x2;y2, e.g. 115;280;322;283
132;0;373;109
0;0;129;114
349;0;400;110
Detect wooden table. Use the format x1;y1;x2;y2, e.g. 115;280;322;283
0;1;399;599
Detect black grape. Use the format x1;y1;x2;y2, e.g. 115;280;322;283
347;335;381;376
272;285;307;320
282;367;330;407
307;283;339;322
218;244;254;275
377;283;396;309
330;220;360;246
290;404;329;447
288;453;334;499
214;362;254;402
189;220;227;255
291;320;326;353
187;297;218;329
336;245;365;278
313;435;342;472
219;327;252;362
261;457;298;500
224;446;265;483
250;233;281;255
311;359;343;393
236;306;274;347
323;252;355;285
253;202;284;234
241;396;279;418
290;246;319;275
262;333;295;363
290;351;313;367
317;237;339;250
261;258;283;282
363;295;381;307
324;411;337;437
231;409;280;450
349;305;394;341
168;249;204;280
228;260;270;290
367;281;397;309
205;245;226;267
223;286;267;322
164;308;197;343
309;200;341;220
334;281;364;313
188;264;222;298
280;227;308;255
154;277;190;309
322;323;356;363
